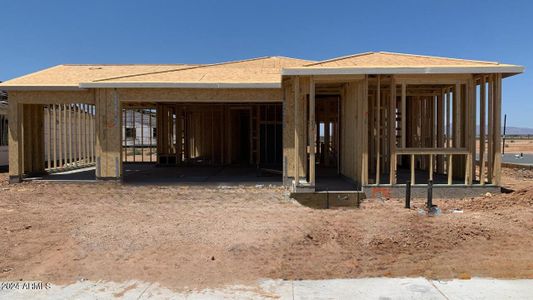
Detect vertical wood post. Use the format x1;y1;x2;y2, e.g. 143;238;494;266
362;75;369;185
493;74;502;185
487;75;494;183
479;76;486;185
375;75;381;184
77;104;81;166
446;88;451;148
437;91;444;173
455;83;461;147
53;105;58;169
389;77;397;185
68;104;72;165
429;154;433;182
410;154;415;185
95;89;122;180
59;105;64;168
309;78;316;186
46;106;52;170
447;155;453;185
401;83;407;148
293;77;300;186
468;78;476;185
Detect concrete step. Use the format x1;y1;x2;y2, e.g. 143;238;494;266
290;190;365;209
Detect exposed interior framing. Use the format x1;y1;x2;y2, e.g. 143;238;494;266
285;73;504;191
44;104;96;172
122;102;283;170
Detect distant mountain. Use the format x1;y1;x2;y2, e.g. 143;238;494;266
476;125;533;135
503;127;533;135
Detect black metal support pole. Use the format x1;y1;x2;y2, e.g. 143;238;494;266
427;180;433;208
405;180;411;209
326;188;330;209
502;114;507;155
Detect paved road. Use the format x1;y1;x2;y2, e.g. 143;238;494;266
476;152;533;166
2;277;532;299
502;153;533;165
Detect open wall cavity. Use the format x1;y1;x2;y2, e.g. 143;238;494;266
155;103;282;169
366;74;503;186
43;104;96;173
284;73;504;193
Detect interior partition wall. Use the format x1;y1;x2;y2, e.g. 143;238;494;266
155;103;282;168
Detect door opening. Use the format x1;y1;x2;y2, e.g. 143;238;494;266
230;108;251;164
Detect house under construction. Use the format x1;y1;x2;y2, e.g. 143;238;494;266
0;52;524;197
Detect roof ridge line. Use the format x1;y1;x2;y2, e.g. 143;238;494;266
377;51;500;65
93;56;274;82
63;63;198;66
303;52;376;67
270;55;316;62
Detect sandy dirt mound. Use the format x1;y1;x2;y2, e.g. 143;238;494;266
0;169;532;290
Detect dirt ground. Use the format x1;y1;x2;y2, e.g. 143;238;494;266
503;139;533;153
478;138;533;153
0;168;532;291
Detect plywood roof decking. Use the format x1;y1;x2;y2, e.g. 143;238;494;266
0;57;313;89
0;52;523;90
83;56;314;87
283;51;524;76
0;64;197;88
305;52;502;67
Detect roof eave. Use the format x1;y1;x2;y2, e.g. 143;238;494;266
0;85;86;91
282;66;525;76
79;82;282;89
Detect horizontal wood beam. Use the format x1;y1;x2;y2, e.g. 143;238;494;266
396;147;469;155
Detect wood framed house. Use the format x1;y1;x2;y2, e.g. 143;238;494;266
0;52;523;197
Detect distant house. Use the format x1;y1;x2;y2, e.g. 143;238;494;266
122;109;157;147
122;108;157;163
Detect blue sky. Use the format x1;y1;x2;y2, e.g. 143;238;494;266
1;0;532;126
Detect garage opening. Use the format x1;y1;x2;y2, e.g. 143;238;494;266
122;102;283;185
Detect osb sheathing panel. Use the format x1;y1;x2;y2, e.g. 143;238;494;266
95;89;122;178
117;88;282;102
283;76;308;178
306;52;504;68
8;103;46;177
340;82;355;180
340;80;364;184
1;65;195;87
0;57;312;88
8;90;95;104
8;102;22;177
22;104;45;174
97;57;313;83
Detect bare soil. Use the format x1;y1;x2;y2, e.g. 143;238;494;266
503;139;533;153
477;138;533;153
0;168;532;290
